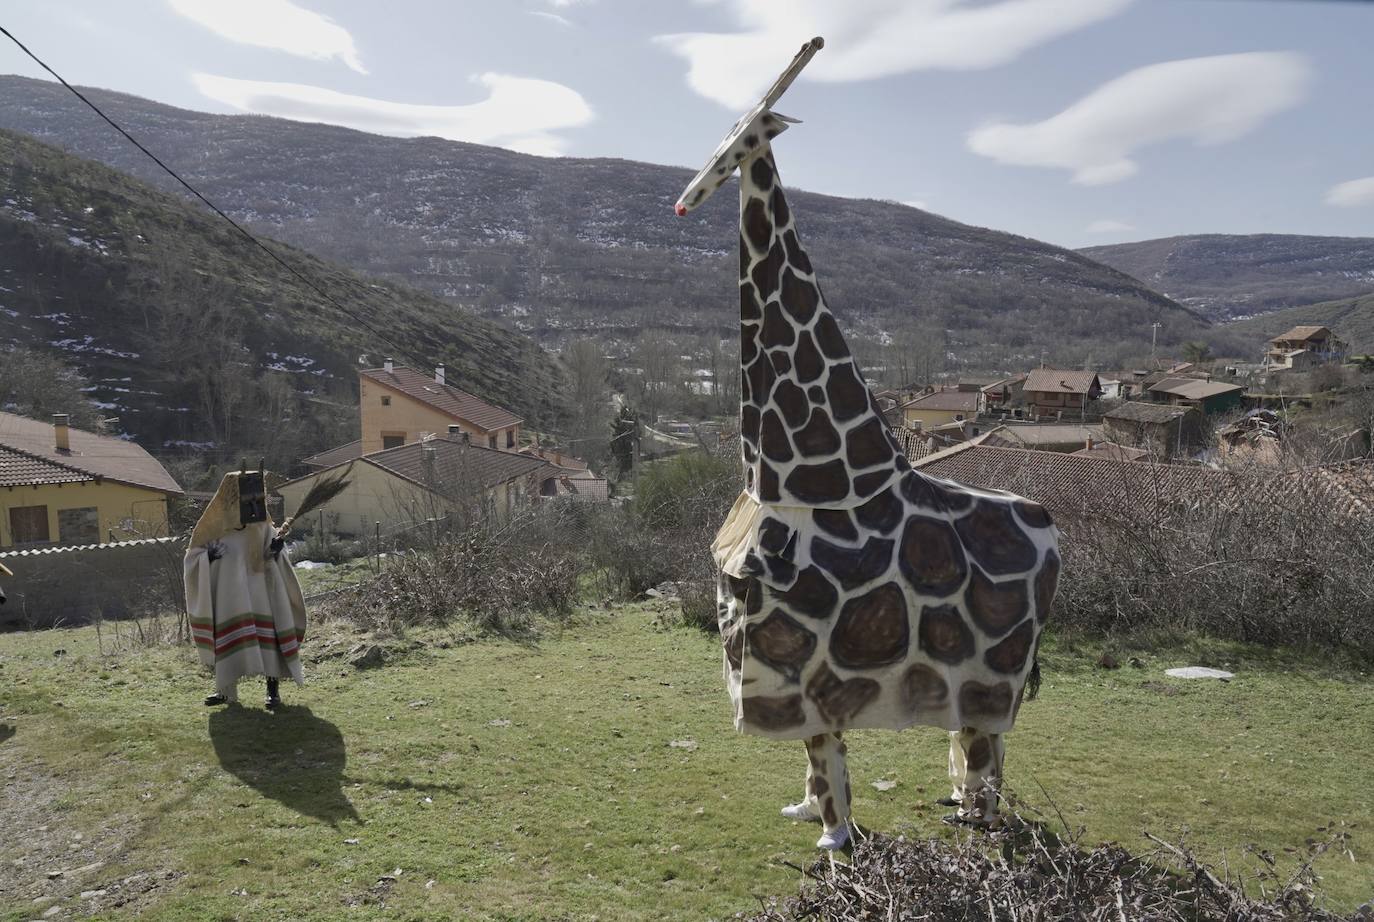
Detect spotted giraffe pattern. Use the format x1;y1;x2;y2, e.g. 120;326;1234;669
683;112;1061;746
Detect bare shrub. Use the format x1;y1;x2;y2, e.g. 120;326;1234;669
1050;459;1374;655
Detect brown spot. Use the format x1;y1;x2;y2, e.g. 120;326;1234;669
721;621;743;670
765;553;796;584
823;799;838;827
741;404;761;445
965;737;992;771
747;610;817;682
773;379;809;428
967;567;1029;638
806;662;880;724
785;460;850;504
739;235;749;278
918;605;975;665
825;363;869;423
740;323;759;368
745;352;776;409
813;313;850;359
900;471;973;512
846;417;894;469
740;282;762;321
749;156;774;191
751;239;786;300
760;301;795;349
780;269;819;324
743;693;806;731
956;501;1040;576
743;197;772;253
793;410;841;457
783;229;813;275
808;385;826;403
760;410;794;462
813;509;857;542
855;488;904;535
1035;551;1060;623
758;462;781;502
812;777;830;796
770;185;791;228
811;535;895;590
830;582;908;668
984;619;1035;674
776;565;839;619
959;681;1013;719
727;574;763;615
901;663;949;712
758;517;791;554
853;470;891;498
899;517;968;596
1014;500;1053;530
770;350;792;375
794;332;824;383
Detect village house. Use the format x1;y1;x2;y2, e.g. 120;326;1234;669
1146;377;1246;415
899;386;980;429
279;429;560;538
1102;402;1203;459
362;360;521;454
0;410;182;548
1264;325;1348;372
978;423;1105;453
980;374;1027;411
1020;369;1102;419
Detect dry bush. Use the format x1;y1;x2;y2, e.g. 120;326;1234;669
1051;461;1374;655
743;809;1364;921
320;503;587;637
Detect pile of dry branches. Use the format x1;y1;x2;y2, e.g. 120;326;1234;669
742;816;1365;921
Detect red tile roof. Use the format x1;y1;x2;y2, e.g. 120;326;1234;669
0;411;181;494
1147;378;1243;401
0;445;92;488
1023;369;1101;395
361;366;522;432
302;439;363;469
899;388;980;413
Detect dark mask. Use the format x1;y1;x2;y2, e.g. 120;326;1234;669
238;472;267;525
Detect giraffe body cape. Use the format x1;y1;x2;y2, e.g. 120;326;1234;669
710;151;1060;741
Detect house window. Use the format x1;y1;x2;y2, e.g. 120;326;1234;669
506;430;515;449
382;434;405;450
381;395;391;406
9;505;50;545
488;435;497;449
58;507;99;544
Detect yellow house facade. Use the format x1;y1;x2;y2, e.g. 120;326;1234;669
0;411;182;549
899;388;980;429
358;362;522;455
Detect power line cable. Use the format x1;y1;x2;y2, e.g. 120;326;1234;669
0;23;427;371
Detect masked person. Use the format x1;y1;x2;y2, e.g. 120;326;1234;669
185;469;307;709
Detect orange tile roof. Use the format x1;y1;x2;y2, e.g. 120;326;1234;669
0;411;181;494
302;439;364;468
1023;369;1101;395
361;365;522;432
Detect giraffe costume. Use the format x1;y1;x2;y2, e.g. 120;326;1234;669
674;38;1060;850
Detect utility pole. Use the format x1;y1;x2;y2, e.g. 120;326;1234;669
1151;322;1161;362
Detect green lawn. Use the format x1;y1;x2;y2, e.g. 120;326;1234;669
1;606;1370;921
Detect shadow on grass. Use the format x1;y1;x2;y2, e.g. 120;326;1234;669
0;723;13;745
208;704;360;827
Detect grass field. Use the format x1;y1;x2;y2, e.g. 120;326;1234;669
2;603;1370;920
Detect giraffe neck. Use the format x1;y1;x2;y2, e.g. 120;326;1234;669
735;150;905;510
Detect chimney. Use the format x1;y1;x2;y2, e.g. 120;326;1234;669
435;364;445;386
1085;436;1094;451
554;451;563;466
448;424;461;437
384;357;394;374
53;414;70;452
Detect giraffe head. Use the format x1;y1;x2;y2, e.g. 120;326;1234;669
674;104;799;216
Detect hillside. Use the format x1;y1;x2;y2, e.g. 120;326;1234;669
1227;291;1374;351
0;76;1208;368
1080;234;1374;321
0;128;568;461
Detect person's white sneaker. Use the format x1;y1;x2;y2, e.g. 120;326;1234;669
815;825;850;850
781;802;821;822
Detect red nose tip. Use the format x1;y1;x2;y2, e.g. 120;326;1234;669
674;203;687;217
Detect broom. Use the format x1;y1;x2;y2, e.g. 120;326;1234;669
272;462;355;552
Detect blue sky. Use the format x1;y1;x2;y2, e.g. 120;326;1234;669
2;0;1371;248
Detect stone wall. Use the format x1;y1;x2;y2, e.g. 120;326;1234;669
0;536;186;629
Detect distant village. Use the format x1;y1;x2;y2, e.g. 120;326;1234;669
3;322;1371;624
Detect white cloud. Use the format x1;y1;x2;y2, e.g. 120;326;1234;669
1086;219;1134;233
1326;177;1374;208
968;52;1311;185
655;0;1133;109
168;0;367;73
192;73;594;156
530;11;574;26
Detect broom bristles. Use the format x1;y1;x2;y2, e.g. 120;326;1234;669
279;462;354;533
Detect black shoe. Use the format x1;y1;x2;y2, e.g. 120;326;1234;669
935;796;960;807
265;678;281;710
204;693;229;706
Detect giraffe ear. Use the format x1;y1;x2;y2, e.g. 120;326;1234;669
770;112;802;125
